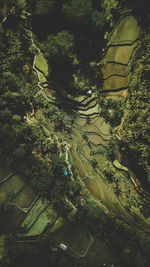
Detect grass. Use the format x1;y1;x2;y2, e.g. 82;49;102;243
50;217;64;233
83;238;117;267
0;163;12;182
79;102;99;116
21;207;56;237
110;15;140;43
35;52;49;83
103;75;128;90
0;5;7;18
0;174;25;205
92;117;110;136
105;43;137;64
13;186;36;207
21;199;57;237
52;219;118;265
85;178;101;199
107;90;128;99
21;198;49;230
102;63;129;78
53;222;93;256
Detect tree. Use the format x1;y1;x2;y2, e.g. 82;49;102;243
7;0;26;9
91;158;98;169
51;153;66;176
104;161;116;183
62;0;93;23
0;108;12;123
43;31;75;87
91;10;105;29
35;0;54;15
13;143;27;161
44;31;74;59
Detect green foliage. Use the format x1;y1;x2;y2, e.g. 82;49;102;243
6;0;26;9
63;0;105;29
91;158;98;169
35;0;54;15
17;0;26;8
30;158;53;194
107;134;120;161
77;195;105;227
13;143;27;160
30;0;107;95
113;30;150;183
63;0;93;22
91;10;105;28
99;97;124;127
51;153;66;172
43;103;75;131
44;31;74;58
104;160;116;183
42;31;74;86
68;179;82;195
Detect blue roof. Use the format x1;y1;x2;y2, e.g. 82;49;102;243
64;170;68;176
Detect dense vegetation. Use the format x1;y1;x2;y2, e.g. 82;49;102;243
106;30;150;188
0;0;109;222
1;0;150;266
29;0;109;96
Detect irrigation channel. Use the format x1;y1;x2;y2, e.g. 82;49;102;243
0;12;150;263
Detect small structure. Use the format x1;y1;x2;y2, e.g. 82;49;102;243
59;243;67;251
64;170;68;176
87;89;92;96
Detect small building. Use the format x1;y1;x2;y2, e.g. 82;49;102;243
87;89;92;96
59;243;67;251
64;170;68;176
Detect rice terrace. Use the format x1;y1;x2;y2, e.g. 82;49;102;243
0;1;150;267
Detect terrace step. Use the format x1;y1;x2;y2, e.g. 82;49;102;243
21;198;49;231
103;76;128;90
20;198;57;237
104;43;137;65
11;186;36;208
108;15;140;44
102;62;129;78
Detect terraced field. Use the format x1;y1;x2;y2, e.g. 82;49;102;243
61;14;150;234
1;13;150;265
102;14;140;98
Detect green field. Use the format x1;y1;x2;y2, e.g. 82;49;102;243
110;15;140;43
35;52;49;83
53;222;93;256
21;198;57;237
